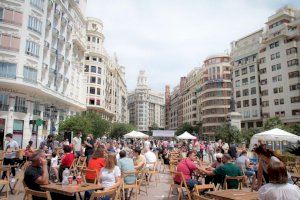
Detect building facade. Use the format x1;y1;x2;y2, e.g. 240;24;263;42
197;55;232;135
169;85;180;130
0;0;87;148
128;70;165;132
231;30;263;129
84;18;128;123
165;85;171;129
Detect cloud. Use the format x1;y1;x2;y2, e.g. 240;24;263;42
86;0;300;92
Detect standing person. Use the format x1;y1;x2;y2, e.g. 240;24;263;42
228;143;237;160
222;142;229;154
200;142;206;161
72;132;82;157
2;133;19;180
39;134;55;153
235;150;255;178
84;134;94;162
207;142;215;163
144;138;151;149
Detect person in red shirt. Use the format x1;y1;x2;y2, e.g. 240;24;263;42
174;150;202;189
58;145;75;181
86;148;106;183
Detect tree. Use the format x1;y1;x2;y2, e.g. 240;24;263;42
241;127;263;147
110;123;136;138
287;124;300;136
215;123;242;144
149;123;159;131
175;122;195;136
263;117;285;130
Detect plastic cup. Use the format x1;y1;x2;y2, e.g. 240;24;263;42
68;176;73;184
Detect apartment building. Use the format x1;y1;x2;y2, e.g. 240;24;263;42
84;18;128;123
165;85;171;129
231;30;263;129
128;70;165;132
258;6;300;124
169;85;180;130
197;54;232;135
0;0;87;148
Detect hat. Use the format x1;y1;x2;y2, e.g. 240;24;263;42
216;153;223;158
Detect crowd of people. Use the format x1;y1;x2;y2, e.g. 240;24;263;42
1;131;300;200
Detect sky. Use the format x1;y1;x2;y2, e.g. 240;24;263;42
86;0;300;92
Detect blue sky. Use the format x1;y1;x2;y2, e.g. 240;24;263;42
86;0;300;92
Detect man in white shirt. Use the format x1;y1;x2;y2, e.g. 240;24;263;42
72;132;82;157
144;147;157;169
144;139;151;149
3;133;19;179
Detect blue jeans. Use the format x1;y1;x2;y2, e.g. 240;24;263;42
187;179;199;190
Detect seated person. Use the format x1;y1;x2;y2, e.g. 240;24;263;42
235;150;255;177
174;150;202;189
144;147;157;169
201;154;242;189
58;145;75;181
133;147;146;170
86;148;105;183
24;141;34;160
50;152;59;182
258;160;300;200
24;150;75;200
118;150;136;184
211;153;223;169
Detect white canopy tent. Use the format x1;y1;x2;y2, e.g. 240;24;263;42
177;131;197;140
249;128;300;151
124;130;149;139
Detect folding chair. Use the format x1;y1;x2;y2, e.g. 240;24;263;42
81;168;98;184
76;156;87;171
224;175;244;190
136;169;148;195
89;187;118;200
24;187;52;200
194;184;215;194
192;193;212;200
168;170;182;200
147;162;160;187
122;170;138;200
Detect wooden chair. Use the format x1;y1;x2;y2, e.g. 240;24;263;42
224;175;244;190
81;168;98;184
168;171;192;200
0;178;10;199
89;186;118;200
136;169;148;195
69;158;78;172
147;162;160;187
76;156;87;171
114;180;123;200
192;193;212;200
194;184;215;194
24;187;52;200
0;166;11;196
168;170;182;200
159;156;166;173
122;170;138;200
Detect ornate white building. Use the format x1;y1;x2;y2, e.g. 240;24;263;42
128;70;165;131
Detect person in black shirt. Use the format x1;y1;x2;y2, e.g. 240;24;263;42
84;134;94;162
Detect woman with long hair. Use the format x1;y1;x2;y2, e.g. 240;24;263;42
99;153;121;189
85;148;106;183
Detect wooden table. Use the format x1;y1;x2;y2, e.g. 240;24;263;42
291;173;300;184
207;190;258;200
41;183;103;199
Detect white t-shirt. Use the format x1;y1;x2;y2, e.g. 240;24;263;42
258;183;300;200
51;156;58;168
5;140;19;159
100;166;121;189
144;151;157;169
144;140;151;148
72;137;82;152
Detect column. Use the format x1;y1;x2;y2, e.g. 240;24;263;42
23;100;32;148
6;96;15;134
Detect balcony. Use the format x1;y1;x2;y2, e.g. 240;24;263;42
0;18;22;27
52;28;59;36
44;41;49;50
33;109;41;116
54;8;60;19
0;104;9;111
0;45;19;52
14;106;27;113
46;20;51;29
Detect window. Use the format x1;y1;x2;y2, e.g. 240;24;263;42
272;75;282;82
92;57;97;61
260;68;266;74
97;88;100;95
85;56;89;60
243;100;249;107
287;59;298;67
84;65;89;72
87;36;90;41
92;37;96;42
0;8;23;26
241;67;247;75
274;99;284;105
273;86;283;94
90;76;96;83
291;96;300;103
288;71;300;79
271;63;281;71
28;16;42;34
292;110;300;116
0;33;20;51
261;90;268;96
89;87;95;94
242;78;248;85
97;78;101;85
251;87;256;95
242;89;249;96
25;40;40;57
286;47;297;55
259;57;266;64
97;38;99;43
235;70;240;77
236;91;241;98
280;99;284;104
235;80;240;87
289;83;300;91
90;66;96;73
0;61;16;78
89;99;95;105
269;41;279;49
99;58;102;62
236;101;241;108
260;79;267;85
30;0;44;11
262;101;269;107
249;65;255;73
97;67;101;74
23;66;37;83
251;98;257;106
250;76;255;84
271;52;280;60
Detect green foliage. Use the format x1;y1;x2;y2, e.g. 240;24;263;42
149;123;159;131
175;122;196;136
215;124;242;144
110;123;136;138
287;124;300;136
286;141;300;156
241;128;263;147
263;117;285;130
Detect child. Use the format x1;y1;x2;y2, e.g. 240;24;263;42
51;152;59;182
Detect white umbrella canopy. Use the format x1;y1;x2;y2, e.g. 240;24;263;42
249;128;300;150
177;131;197;140
124;130;149;139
